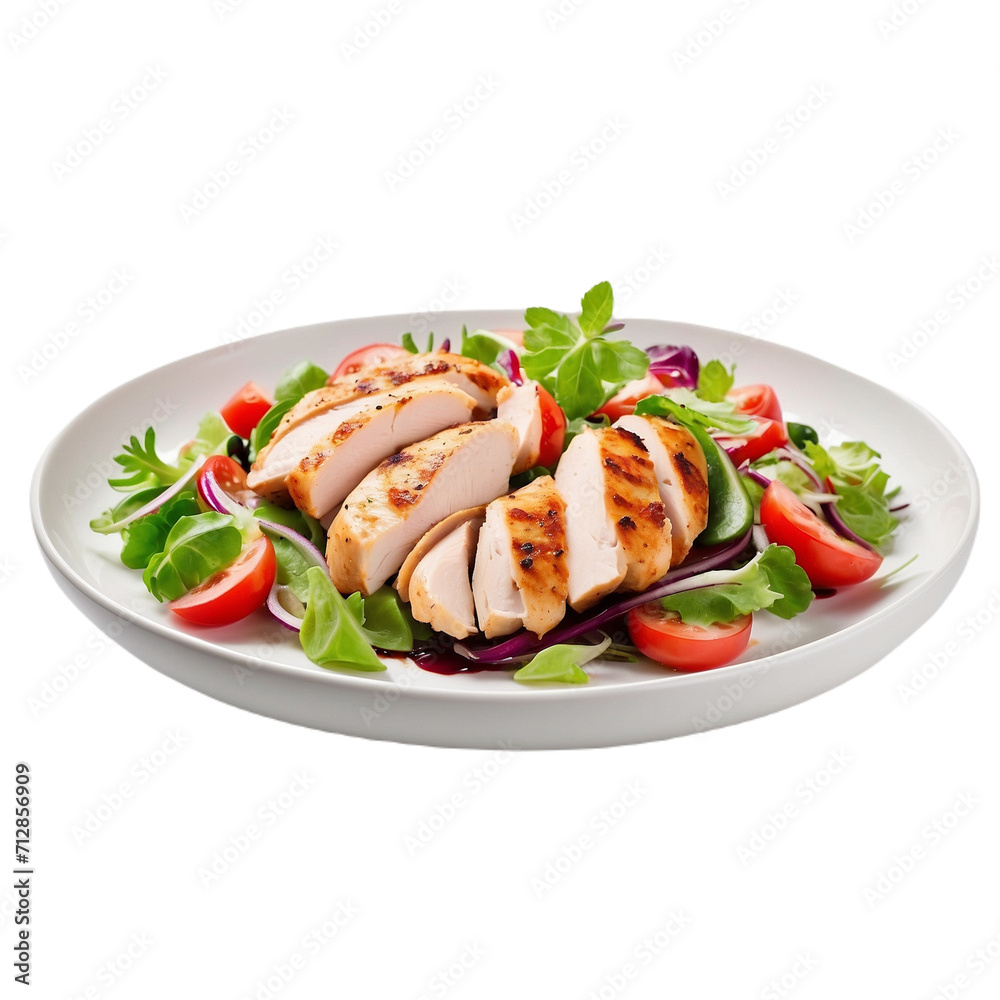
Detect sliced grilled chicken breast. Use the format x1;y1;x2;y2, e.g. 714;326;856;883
249;355;509;499
472;476;568;638
406;514;486;640
327;421;519;595
247;394;381;504
598;426;673;593
496;382;543;473
285;385;478;519
614;415;709;566
555;427;672;610
283;353;506;436
396;505;487;603
555;429;627;611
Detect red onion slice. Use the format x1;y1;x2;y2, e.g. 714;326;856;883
96;456;205;533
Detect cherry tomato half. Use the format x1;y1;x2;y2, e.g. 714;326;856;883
168;535;276;626
628;604;753;672
536;385;567;468
331;343;410;380
220;381;274;439
714;416;789;466
196;455;258;509
594;373;668;422
759;480;882;589
728;383;783;423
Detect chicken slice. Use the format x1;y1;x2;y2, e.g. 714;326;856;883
269;353;508;448
284;384;478;519
597;426;673;593
407;514;486;640
247;394;382;504
555;430;626;611
327;421;519;595
614;415;709;566
472;476;568;638
396;505;487;603
555;427;672;610
496;382;543;473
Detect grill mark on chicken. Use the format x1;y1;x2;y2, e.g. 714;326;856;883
613;427;648;452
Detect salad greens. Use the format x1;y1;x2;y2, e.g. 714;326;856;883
696;359;736;403
107;426;193;492
459;326;520;366
803;441;899;547
660;545;813;627
299;567;386;671
402;331;435;354
520;281;650;421
178;413;232;465
249;360;329;460
142;512;243;602
119;490;201;569
513;635;612;685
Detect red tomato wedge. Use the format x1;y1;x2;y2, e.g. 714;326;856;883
760;480;882;589
714;416;789;466
728;383;783;423
628;604;752;672
536;385;567;467
331;343;410;380
220;381;273;439
594;373;668;422
168;535;277;626
196;455;258;509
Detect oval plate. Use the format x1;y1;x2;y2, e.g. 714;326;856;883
30;312;979;749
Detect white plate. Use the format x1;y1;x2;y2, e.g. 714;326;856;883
31;313;979;749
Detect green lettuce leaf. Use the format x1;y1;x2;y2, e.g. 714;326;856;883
178;412;231;462
660;545;813;627
119;490;201;569
513;635;611;685
696;359;735;403
804;441;899;547
142;512;243;602
299;567;385;671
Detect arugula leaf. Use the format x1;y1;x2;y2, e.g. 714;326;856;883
119;490;201;569
178;412;231;462
274;360;328;403
108;427;188;492
696;360;735;403
459;326;520;366
513;635;611;685
142;512;243;602
520;282;650;421
660;545;813;627
299;567;385;671
803;441;899;547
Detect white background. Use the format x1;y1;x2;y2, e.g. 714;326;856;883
5;0;999;996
